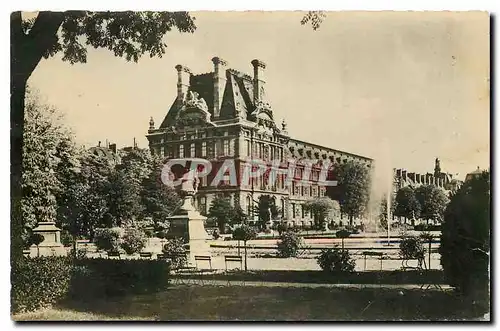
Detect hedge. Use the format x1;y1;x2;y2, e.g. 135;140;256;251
11;257;73;314
11;256;171;314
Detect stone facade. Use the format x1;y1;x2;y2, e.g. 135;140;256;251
393;158;460;193
146;57;373;226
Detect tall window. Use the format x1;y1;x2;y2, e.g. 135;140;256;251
190;143;195;157
179;144;184;157
223;140;229;155
246;140;251;156
281;199;285;218
246;196;252;216
301;205;305;218
202;141;207;157
292;203;296;218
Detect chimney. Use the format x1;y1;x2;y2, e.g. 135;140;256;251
212;57;227;118
109;143;117;154
251;59;266;103
175;64;191;102
402;170;407;181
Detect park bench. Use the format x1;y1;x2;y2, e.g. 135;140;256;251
224;255;245;286
164;253;199;286
107;251;121;259
361;251;388;271
194;255;214;285
139;252;153;259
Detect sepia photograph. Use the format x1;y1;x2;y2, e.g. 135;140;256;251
10;9;490;321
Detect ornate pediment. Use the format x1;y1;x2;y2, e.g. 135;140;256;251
174;91;214;129
251;100;274;121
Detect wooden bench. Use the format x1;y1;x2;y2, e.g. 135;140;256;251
224;255;243;271
194;255;212;271
139;252;153;259
362;251;386;271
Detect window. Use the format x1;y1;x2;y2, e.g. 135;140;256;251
229;139;235;155
223;140;229;155
190;143;195;157
292;203;296;218
246;140;251;156
179;145;184;157
202;142;207;157
281;199;285;218
301;205;305;218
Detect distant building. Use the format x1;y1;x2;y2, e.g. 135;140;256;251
88;141;121;165
465;166;485;182
393;158;461;193
146;57;373;226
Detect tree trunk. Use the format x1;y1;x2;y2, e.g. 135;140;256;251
244;241;248;271
237;240;240;256
428;241;431;269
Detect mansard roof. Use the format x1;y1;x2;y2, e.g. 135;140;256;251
159;69;257;129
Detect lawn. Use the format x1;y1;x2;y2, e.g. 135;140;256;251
13;285;489;321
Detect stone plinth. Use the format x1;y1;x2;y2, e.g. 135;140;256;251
31;221;66;257
166;194;211;266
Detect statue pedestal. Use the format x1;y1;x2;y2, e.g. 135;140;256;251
166;195;211;266
31;221;66;257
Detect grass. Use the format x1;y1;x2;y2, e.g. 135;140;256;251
13;285;489;321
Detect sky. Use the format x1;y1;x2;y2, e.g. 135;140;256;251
28;11;490;182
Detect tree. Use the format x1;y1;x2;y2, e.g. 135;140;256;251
106;168;144;228
304;197;337;230
336;161;372;225
394;187;421;225
300;11;326;31
277;230;303;258
21;90;77;246
440;171;490;296
336;229;351;250
11;11;197;258
208;196;234;234
415;185;449;224
253;195;280;230
232;225;257;271
59;150;114;242
141;156;181;229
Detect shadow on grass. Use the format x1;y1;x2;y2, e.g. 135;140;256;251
57;285;489;321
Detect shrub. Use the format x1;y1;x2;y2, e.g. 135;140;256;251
276;222;288;235
317;247;356;273
232;225;257;271
144;228;154;238
414;224;441;231
399;235;425;261
440;171;490;295
277;230;303;258
11;257;72;314
94;228;121;253
60;230;73;247
69;258;171;299
212;228;220;240
161;238;188;269
121;228;147;255
156;230;167;240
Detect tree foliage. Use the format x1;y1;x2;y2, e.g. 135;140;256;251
11;11;197;258
304;196;338;229
394;187;421;224
300;11;326;31
415;185;449;223
208;196;234;233
253;195;280;228
21;90;78;246
336;161;371;224
440;171;490;295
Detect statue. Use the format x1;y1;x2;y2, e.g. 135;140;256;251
185;91;208;111
181;169;200;195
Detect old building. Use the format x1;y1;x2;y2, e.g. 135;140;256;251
146;57;373;226
393;158;460;194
